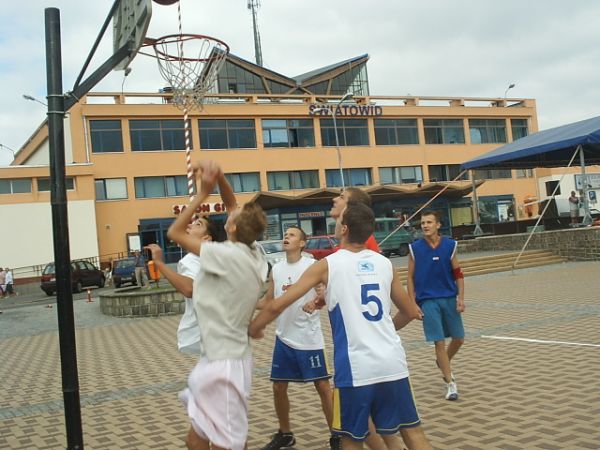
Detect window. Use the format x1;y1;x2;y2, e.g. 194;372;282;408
511;119;528;140
134;176;190;198
262;119;315;148
129;119;189;151
326;168;372;187
427;164;469;182
199;119;256;149
374;119;419;145
545;180;561;196
95;178;127;200
473;169;512;180
225;172;260;193
469;119;507;144
424;119;465;144
0;178;32;194
37;177;75;191
379;166;423;184
515;168;534;178
320;118;369;146
267;170;319;191
90;120;123;153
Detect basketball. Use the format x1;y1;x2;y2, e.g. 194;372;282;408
153;0;179;5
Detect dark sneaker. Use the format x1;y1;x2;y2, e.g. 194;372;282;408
261;430;296;450
329;434;342;450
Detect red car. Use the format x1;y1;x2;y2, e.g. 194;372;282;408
304;235;339;260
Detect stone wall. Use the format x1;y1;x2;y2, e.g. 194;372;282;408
100;287;186;317
458;227;600;261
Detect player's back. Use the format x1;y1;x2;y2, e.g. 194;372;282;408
325;249;408;387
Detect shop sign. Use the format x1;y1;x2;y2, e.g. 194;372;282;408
298;211;325;218
172;203;227;215
575;173;600;190
308;103;383;117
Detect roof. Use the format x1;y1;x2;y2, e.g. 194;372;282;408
462;115;600;170
293;54;369;84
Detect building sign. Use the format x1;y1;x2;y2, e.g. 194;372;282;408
309;103;383;117
298;211;325;218
575;173;600;190
172;203;227;215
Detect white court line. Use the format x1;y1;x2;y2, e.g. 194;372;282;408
481;335;600;348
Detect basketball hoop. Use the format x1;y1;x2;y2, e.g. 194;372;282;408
139;1;230;207
141;33;229;111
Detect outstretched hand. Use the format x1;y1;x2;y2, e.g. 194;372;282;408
192;160;221;195
144;244;164;263
302;296;325;313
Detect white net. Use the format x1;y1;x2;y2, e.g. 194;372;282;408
147;34;229;111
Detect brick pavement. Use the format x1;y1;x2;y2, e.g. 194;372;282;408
1;261;599;449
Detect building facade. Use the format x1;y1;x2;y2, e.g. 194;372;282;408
0;53;540;270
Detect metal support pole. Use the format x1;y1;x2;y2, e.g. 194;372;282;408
332;111;345;190
471;172;483;235
579;145;592;225
45;8;84;449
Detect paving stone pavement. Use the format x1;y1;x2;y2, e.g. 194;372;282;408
1;261;599;449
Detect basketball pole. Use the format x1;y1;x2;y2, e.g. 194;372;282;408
45;7;84;449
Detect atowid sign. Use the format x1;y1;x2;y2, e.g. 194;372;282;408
309;103;383;117
172;203;227;215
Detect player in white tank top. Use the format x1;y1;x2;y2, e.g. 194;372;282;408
326;248;408;387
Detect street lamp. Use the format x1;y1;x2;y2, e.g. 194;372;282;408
313;92;354;189
504;83;515;100
23;94;48;107
0;143;16;165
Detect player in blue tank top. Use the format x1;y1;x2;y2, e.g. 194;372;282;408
408;210;465;401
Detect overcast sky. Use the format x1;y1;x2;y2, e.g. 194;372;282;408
1;0;599;165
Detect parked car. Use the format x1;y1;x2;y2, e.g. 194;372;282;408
112;257;137;288
304;235;339;260
40;260;105;296
256;240;314;267
373;218;417;257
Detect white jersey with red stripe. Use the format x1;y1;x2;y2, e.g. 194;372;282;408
325;248;409;387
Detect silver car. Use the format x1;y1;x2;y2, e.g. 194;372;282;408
256;240;314;267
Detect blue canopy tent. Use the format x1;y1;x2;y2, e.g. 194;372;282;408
462;115;600;227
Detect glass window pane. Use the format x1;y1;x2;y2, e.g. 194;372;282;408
379;168;394;184
95;180;106;200
241;173;260;192
106;178;127;199
200;129;228;149
12;179;32;193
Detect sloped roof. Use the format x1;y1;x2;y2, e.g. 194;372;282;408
293;54;369;84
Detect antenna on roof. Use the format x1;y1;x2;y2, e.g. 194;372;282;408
247;0;263;66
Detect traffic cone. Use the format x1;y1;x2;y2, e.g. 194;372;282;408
87;288;93;303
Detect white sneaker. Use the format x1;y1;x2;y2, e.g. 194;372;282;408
445;381;458;401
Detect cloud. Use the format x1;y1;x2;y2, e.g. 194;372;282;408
1;0;600;166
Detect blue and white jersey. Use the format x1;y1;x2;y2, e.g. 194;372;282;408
325;249;409;388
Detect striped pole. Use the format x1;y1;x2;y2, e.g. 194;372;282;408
176;2;195;205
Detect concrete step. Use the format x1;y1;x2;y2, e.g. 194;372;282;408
395;250;567;281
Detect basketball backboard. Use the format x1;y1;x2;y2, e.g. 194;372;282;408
113;0;153;70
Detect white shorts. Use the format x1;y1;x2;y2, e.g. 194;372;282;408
179;352;253;450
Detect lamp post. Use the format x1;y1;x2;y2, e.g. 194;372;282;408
504;83;515;100
0;143;16;164
312;92;354;189
23;94;49;107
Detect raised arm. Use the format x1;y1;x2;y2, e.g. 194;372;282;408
145;243;193;297
217;170;237;213
167;161;219;255
249;259;328;338
255;272;274;310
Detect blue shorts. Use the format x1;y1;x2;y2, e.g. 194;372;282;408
420;297;465;342
270;336;331;382
332;378;421;441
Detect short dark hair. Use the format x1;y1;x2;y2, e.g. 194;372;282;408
286;226;307;242
342;202;375;244
197;217;219;241
344;187;371;207
421;209;442;224
235;202;267;246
